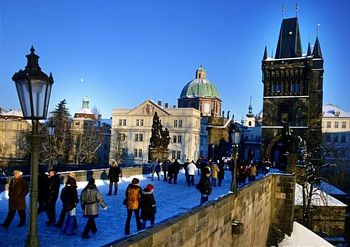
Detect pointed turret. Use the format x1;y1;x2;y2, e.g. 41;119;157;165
263;46;268;60
307;42;312;56
275;17;303;58
246;97;254;118
312;36;323;58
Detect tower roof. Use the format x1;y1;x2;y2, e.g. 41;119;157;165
263;46;268;60
312;36;323;58
275;17;303;58
179;67;220;99
307;42;312;56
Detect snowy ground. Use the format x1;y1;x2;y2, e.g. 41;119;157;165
279;221;333;247
0;170;236;247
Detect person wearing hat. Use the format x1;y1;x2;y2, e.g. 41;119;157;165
140;184;156;229
45;168;60;226
1;170;29;228
124;177;142;235
196;169;212;205
80;178;107;239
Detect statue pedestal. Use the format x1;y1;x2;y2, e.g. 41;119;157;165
149;148;169;161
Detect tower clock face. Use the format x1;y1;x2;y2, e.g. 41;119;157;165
203;103;210;113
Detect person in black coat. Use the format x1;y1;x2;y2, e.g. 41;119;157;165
46;169;60;225
140;184;156;229
196;169;212;204
172;159;180;184
60;177;79;235
56;174;77;228
38;169;48;213
218;160;225;187
161;160;169;181
107;161;121;195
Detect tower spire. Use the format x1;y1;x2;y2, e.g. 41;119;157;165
282;4;286;19
313;24;322;58
307;42;312;56
263;46;268;60
296;1;299;17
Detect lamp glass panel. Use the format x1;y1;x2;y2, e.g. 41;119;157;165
15;79;31;118
30;79;46;118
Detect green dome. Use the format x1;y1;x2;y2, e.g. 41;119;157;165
179;67;220;99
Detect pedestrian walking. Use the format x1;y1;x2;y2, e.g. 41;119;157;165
56;174;77;228
186;160;196;186
140;184;156;229
248;163;257;183
172;159;180;184
61;177;79;236
218;160;225;187
46;168;60;226
161;160;169;181
124;178;142;235
1;170;29;228
183;159;190;185
211;161;220;187
155;162;161;181
196;169;212;204
107;161;121;195
80;178;107;239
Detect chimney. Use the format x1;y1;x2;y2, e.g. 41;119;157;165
158;101;162;106
164;102;168;108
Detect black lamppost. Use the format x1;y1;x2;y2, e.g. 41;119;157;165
12;47;54;247
230;130;240;193
47;118;55;169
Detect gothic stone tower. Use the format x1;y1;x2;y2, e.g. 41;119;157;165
262;17;323;168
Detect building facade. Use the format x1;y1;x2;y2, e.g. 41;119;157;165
262;16;324;169
110;99;201;164
240;102;262;162
68;97;110;164
0;109;31;165
322;104;350;167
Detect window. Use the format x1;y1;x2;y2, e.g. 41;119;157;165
176;151;181;160
118;133;126;141
138;149;142;157
334;122;339;128
341;135;346;143
178;135;182;143
136;119;144;126
333;135;338;143
172;135;177;143
119;119;122;126
171;150;176;159
326;121;331;128
123;119;126;126
134;133;143;142
119;148;126;155
273;82;281;93
174;120;178;127
342;122;346;128
134;149;138;157
179;120;183;127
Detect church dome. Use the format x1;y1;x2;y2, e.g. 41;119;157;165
179;67;220;99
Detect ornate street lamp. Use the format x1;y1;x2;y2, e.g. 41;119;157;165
12;46;54;247
47;118;55;169
230;129;240;193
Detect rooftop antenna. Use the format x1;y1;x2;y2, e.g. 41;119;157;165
296;1;299;17
282;4;286;19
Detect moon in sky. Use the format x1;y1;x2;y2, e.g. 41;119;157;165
80;78;84;83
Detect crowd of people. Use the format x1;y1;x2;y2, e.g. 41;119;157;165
0;157;273;239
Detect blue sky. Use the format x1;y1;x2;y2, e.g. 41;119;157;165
1;0;349;119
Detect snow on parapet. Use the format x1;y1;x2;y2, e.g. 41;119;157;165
294;183;347;207
279;221;333;247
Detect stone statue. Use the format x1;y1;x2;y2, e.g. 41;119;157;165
149;112;170;150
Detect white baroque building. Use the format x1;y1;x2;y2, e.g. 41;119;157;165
110;99;201;164
322;103;350;166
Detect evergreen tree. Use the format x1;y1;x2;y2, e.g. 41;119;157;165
51;99;72;164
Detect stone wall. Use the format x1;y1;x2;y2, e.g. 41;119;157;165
294;205;346;237
105;174;295;247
